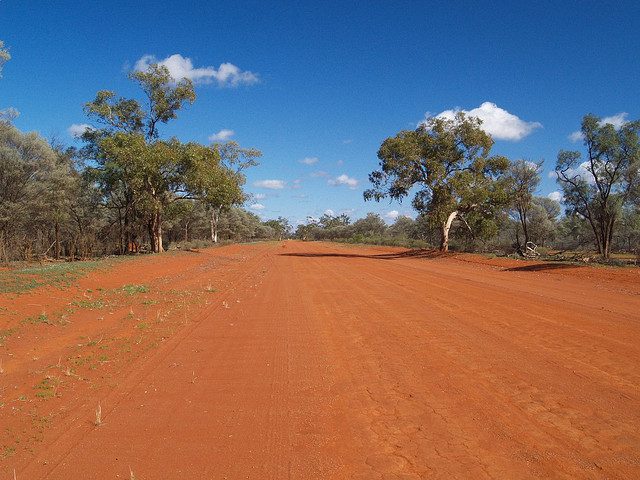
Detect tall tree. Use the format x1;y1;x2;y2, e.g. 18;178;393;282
505;159;542;251
556;114;640;258
198;141;261;242
365;113;510;251
82;64;197;252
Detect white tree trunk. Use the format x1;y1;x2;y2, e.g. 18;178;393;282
440;211;458;252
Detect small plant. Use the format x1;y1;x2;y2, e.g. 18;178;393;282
22;313;52;325
0;358;4;374
72;299;106;309
122;284;149;295
95;403;102;426
34;376;60;399
1;445;16;458
129;467;137;480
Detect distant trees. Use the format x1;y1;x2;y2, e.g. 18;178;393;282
555;114;640;258
365;113;510;251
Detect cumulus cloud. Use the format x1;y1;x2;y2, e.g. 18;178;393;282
67;123;92;138
323;209;335;216
569;112;629;142
547;191;563;202
310;170;329;178
254;179;285;190
385;210;400;220
428;102;542;141
328;174;359;189
208;129;234;142
249;203;265;210
253;193;266;200
134;54;259;87
299;157;319;165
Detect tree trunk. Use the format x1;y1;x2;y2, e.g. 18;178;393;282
210;208;220;243
54;221;61;259
440;211;458;252
149;210;164;253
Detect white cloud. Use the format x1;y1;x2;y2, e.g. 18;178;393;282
342;139;353;144
208;129;235;142
292;179;302;189
310;170;329;178
569;112;629;142
254;179;285;190
249;203;265;211
134;54;259;87
328;174;359;189
253;193;266;200
67;123;91;138
385;210;400;220
601;112;629;129
428;102;542;141
299;157;319;165
323;209;335;216
547;191;563;202
555;161;595;184
568;131;584;143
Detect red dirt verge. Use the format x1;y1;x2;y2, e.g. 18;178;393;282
1;241;639;479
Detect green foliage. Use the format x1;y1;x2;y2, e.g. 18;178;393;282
505;159;543;249
121;284;149;295
365;112;510;250
556;114;640;258
0;261;102;293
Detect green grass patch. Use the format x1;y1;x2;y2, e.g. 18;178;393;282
72;299;107;309
1;446;16;459
34;377;60;399
0;328;16;346
0;261;102;294
121;284;149;295
22;313;53;325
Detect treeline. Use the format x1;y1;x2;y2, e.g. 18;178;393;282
0;121;289;261
0;55;290;262
296;113;640;260
294;205;639;257
359;113;639;260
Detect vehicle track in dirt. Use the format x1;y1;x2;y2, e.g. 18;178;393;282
1;241;639;479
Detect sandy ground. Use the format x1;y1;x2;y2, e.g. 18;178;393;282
1;241;639;479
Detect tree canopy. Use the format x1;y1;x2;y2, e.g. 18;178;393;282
365;113;510;251
556;114;640;258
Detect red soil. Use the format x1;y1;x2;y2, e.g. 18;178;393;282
1;241;639;479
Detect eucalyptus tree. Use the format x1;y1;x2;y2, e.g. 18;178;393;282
505;159;543;250
365;113;510;251
200;141;261;242
556;114;640;258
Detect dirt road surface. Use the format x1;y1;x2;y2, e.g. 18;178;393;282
1;241;639;479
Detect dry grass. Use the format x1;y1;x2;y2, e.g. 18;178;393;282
95;403;102;426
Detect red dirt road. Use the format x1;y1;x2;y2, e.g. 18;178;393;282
2;241;640;479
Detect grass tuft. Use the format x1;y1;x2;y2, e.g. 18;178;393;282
121;284;149;295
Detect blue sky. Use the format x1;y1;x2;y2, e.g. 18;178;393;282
2;1;639;225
